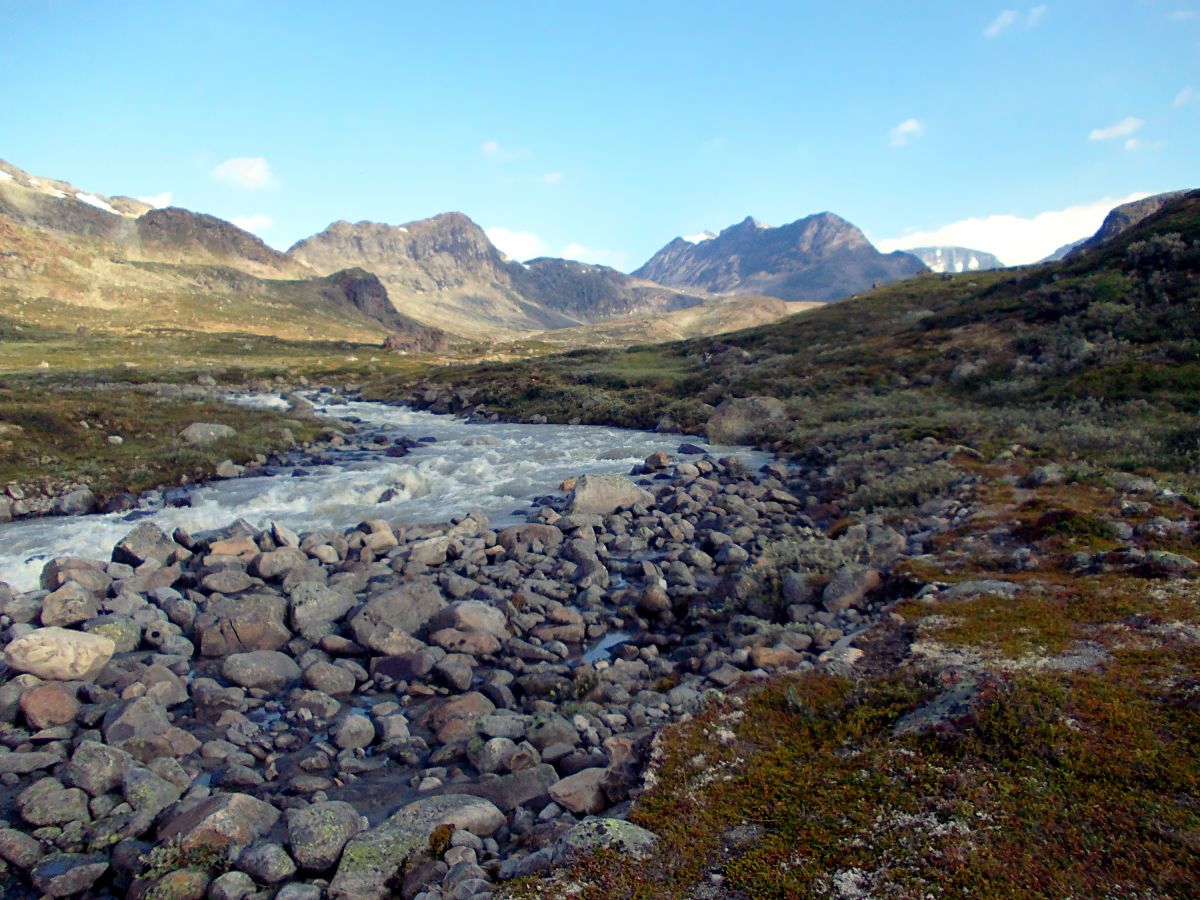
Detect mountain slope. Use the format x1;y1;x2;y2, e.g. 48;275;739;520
0;160;443;346
907;246;1004;273
1067;190;1190;259
288;215;708;338
633;213;927;300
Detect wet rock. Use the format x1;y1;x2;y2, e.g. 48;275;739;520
429;692;495;744
329;794;504;900
567;474;654;516
30;852;108;897
222;650;302;691
334;714;375;750
112;522;180;568
4;627;115;681
54;488;97;516
157;792;281;855
303;660;356;695
286;800;365;871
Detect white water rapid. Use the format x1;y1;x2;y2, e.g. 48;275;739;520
0;395;770;592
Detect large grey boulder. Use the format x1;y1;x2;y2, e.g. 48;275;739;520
179;422;237;445
705;396;788;445
566;475;653;516
350;582;446;654
222;651;302;691
4;627;114;681
329;794;504;900
112;522;180;567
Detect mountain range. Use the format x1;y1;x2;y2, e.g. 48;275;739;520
0;156;1180;350
632;213;927;300
906;246;1004;274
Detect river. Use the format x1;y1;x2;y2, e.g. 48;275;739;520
0;393;770;592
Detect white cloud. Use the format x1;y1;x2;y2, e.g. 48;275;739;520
1089;116;1145;141
985;5;1047;36
480;140;530;162
561;243;630;270
889;117;925;148
877;192;1150;266
231;214;273;234
210;157;278;190
137;192;172;209
984;9;1018;36
1174;86;1195;108
486;226;547;261
542;171;564;184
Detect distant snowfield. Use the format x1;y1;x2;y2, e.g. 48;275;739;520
682;231;715;244
75;192;118;214
0;170;12;182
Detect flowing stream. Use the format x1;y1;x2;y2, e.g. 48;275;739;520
0;394;770;592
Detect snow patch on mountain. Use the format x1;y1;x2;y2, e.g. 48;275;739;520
75;192;118;215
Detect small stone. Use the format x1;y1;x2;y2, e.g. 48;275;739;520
549;767;609;815
334;715;375;750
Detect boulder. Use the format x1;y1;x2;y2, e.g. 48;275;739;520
428;600;509;640
555;817;657;861
157;792;281;855
329;794;504;900
196;594;291;656
19;682;80;729
549;767;609;815
349;582;446;654
112;522;180;567
62;742;135;796
287;800;365;871
41;582;99;627
705;396;788;445
102;697;201;761
289;582;355;632
4;627;114;681
222;651;302;692
566;475;653;516
821;564;882;613
30;853;109;897
54;488;96;516
179;422;237;445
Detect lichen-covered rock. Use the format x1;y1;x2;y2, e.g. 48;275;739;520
329;794;503;900
349;581;446;654
705;396;788;445
179;422;237;445
222;650;301;691
287;800;365;871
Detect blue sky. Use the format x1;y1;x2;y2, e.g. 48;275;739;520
1;1;1195;266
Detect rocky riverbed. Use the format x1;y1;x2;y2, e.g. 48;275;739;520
0;399;981;900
